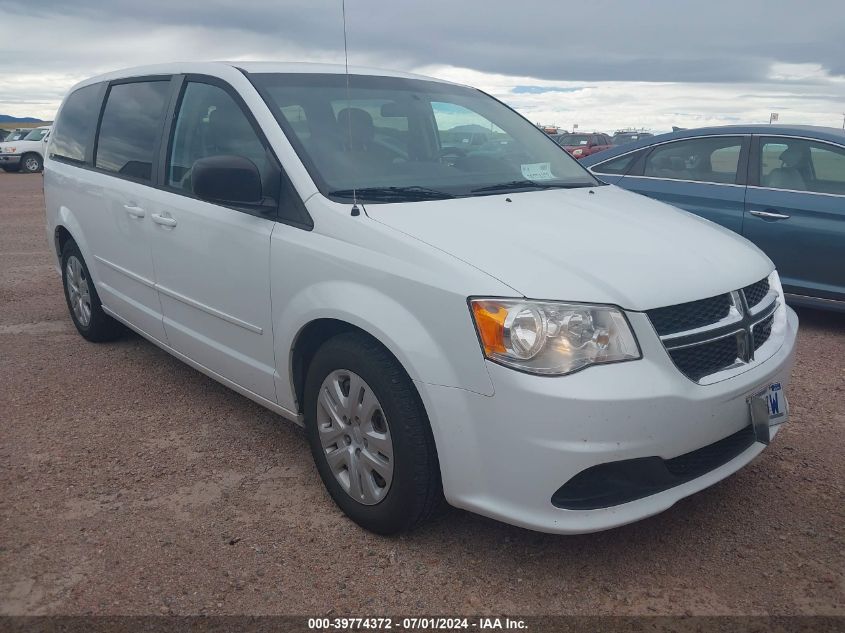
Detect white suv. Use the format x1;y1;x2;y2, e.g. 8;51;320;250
43;63;798;534
1;125;50;172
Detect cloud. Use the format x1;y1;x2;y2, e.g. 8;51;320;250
512;86;586;95
0;0;843;129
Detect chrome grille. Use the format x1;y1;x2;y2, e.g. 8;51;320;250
647;276;779;383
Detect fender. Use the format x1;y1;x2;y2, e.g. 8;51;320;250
273;280;495;413
54;206;96;280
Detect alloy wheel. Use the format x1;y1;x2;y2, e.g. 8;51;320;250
65;256;92;327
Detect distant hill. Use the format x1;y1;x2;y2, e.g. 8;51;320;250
448;124;493;134
0;114;47;124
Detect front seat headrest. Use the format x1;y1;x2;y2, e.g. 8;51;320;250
336;107;375;149
779;146;805;168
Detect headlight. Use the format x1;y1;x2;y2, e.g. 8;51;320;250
3;147;16;154
470;298;641;375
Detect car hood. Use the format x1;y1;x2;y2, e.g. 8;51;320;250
364;185;773;311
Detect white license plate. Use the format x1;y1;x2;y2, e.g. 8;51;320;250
747;382;788;444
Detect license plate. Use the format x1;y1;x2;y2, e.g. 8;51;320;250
747;382;788;445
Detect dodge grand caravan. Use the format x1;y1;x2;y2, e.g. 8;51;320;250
44;62;798;535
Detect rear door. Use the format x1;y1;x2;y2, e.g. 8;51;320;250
613;135;749;233
85;78;174;341
145;76;282;401
744;135;845;300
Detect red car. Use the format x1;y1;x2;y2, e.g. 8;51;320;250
555;132;613;159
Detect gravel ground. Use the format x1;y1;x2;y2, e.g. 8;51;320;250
1;172;843;617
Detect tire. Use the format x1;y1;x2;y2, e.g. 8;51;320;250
20;153;42;173
60;240;124;342
304;332;443;534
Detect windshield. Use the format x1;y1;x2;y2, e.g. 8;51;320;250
613;133;649;144
250;73;597;202
23;128;48;141
558;134;591;146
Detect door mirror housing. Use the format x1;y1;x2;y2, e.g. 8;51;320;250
191;155;263;206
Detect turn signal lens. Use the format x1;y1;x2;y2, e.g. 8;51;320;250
469;298;641;375
471;301;507;355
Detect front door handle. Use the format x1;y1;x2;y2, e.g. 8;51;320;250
749;209;790;221
123;204;145;219
151;213;177;228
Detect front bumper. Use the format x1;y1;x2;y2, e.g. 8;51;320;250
0;154;21;167
417;306;798;534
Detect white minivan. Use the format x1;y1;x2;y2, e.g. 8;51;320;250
44;62;798;535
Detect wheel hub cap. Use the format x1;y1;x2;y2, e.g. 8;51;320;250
317;369;394;505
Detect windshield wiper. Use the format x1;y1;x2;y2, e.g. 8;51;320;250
329;186;455;201
471;181;595;193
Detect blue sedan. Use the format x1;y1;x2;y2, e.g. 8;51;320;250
582;125;845;311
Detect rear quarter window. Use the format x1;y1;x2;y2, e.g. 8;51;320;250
591;151;641;175
50;83;104;164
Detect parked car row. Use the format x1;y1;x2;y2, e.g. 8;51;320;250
611;130;654;145
0;125;51;173
552;132;614;158
1;128;34;142
548;130;656;159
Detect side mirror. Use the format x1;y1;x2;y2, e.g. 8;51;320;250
191;155;262;206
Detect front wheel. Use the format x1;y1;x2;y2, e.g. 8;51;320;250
21;153;43;173
304;332;443;534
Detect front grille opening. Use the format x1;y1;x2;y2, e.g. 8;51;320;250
743;278;770;308
669;335;739;382
646;276;776;383
551;425;756;510
646;294;731;336
753;314;774;351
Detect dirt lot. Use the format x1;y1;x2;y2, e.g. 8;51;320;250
1;172;843;617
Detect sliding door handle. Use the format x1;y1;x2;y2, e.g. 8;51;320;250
151;213;177;227
749;209;790;221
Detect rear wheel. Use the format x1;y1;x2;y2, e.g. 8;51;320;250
21;153;42;173
304;332;443;534
61;240;124;342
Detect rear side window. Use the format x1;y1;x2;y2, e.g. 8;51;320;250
644;137;743;184
95;81;171;182
51;84;103;164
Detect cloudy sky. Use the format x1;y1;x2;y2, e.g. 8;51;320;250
1;0;843;132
